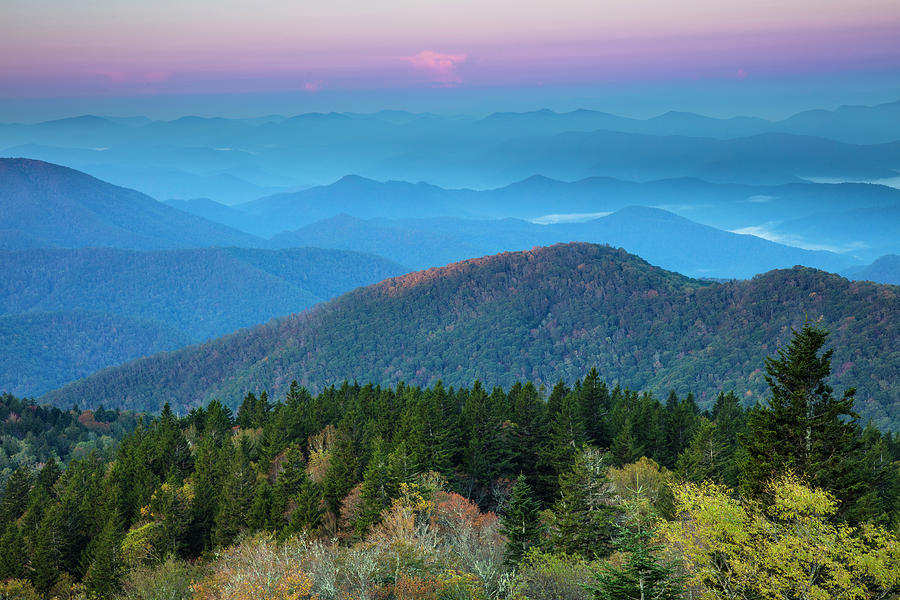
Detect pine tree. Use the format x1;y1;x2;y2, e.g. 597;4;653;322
550;448;615;558
82;511;124;599
676;418;727;484
578;368;610;446
740;324;868;519
0;467;33;524
288;478;324;536
588;521;684;600
270;444;308;527
0;521;25;580
356;438;402;534
500;474;542;565
212;442;256;547
538;381;586;503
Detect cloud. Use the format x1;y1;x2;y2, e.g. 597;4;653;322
729;223;858;253
531;212;611;225
747;194;775;203
405;50;467;85
304;80;323;93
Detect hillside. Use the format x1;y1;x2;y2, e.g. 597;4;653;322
843;255;900;285
0;158;264;249
0;311;189;397
271;208;856;278
1;246;406;396
42;243;900;430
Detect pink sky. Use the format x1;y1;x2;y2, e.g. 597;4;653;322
2;0;899;98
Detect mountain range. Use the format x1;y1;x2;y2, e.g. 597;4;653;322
270;210;856;278
41;243;900;431
173;173;900;264
4;100;900;202
0;246;404;396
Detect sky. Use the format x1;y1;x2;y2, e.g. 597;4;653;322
2;0;900;120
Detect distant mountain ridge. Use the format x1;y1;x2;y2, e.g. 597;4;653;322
42;243;900;431
0;158;264;249
4;99;900;201
270;208;857;278
843;255;900;285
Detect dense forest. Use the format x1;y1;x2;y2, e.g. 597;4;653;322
0;246;404;397
3;325;899;599
43;243;900;430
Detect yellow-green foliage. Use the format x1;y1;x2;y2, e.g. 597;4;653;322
118;556;196;600
121;522;162;567
508;549;595;600
0;579;42;600
661;473;900;600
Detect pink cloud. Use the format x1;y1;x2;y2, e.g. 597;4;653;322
304;80;323;92
405;50;467;85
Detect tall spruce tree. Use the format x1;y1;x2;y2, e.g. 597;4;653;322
739;324;869;520
500;474;543;565
550;448;615;558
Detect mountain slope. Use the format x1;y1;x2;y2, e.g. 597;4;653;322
843;255;900;285
1;246;406;396
0;311;190;398
271;208;857;278
0;158;264;249
42;243;900;430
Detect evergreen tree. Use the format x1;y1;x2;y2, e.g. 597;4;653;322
288;478;325;536
212;442;256;547
356;438;402;534
0;521;25;580
588;521;684;600
676;418;728;484
740;324;869;520
550;448;615;558
610;417;642;467
28;504;65;594
82;511;124;599
578;368;610;446
500;474;543;565
0;467;33;524
270;445;308;527
321;432;360;518
537;382;585;502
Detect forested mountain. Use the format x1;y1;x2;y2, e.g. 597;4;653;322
0;247;405;397
6;331;900;600
43;243;900;430
270;208;855;278
0;158;264;249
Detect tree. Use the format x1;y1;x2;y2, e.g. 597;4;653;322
739;324;868;519
662;473;900;600
82;511;125;599
676;417;728;484
550;448;616;558
589;521;684;600
501;474;543;565
538;381;585;502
